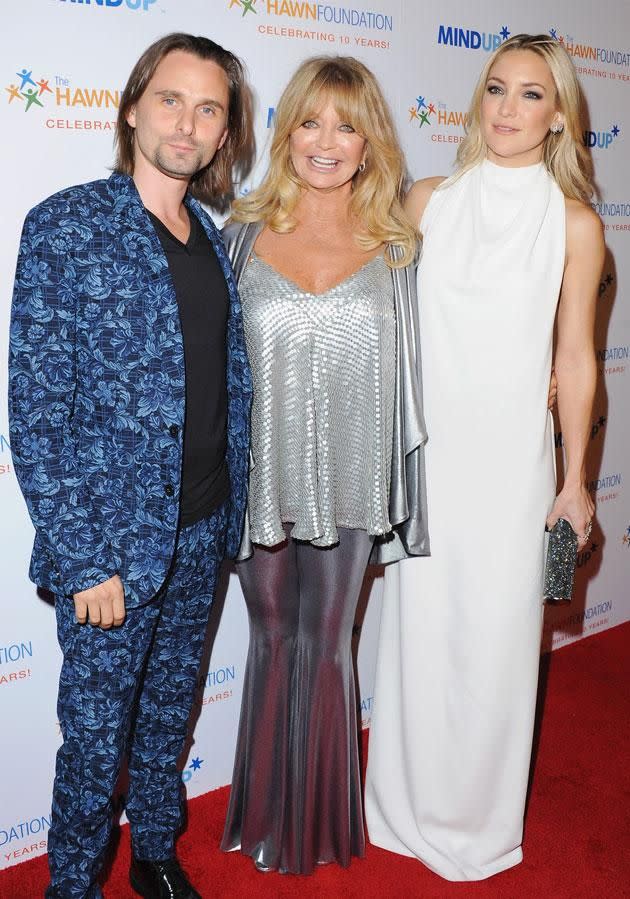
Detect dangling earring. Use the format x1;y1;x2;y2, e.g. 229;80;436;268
358;160;366;173
550;121;564;134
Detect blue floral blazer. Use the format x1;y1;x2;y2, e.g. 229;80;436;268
9;172;252;607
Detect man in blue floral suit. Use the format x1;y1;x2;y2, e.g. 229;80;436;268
9;34;252;899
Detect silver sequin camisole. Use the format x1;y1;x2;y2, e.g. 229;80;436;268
240;251;396;548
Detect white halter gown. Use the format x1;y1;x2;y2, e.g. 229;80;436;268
365;160;565;881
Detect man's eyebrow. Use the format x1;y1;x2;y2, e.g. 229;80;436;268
154;89;225;109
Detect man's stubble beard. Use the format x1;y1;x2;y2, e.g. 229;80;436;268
153;145;207;180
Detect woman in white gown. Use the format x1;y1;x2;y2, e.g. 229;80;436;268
365;34;604;881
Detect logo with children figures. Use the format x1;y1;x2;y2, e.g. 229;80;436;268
549;26;630;72
409;93;437;128
409;92;468;144
227;0;394;39
5;67;121;131
5;67;121;114
5;68;53;111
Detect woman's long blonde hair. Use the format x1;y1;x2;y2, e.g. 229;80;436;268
453;33;593;202
231;55;417;267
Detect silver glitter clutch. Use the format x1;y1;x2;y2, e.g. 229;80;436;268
543;518;579;603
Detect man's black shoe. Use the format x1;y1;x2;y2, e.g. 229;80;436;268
129;856;202;899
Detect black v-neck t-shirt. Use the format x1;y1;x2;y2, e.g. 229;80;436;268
148;208;230;527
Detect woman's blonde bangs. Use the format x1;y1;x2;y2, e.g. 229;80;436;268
278;59;375;137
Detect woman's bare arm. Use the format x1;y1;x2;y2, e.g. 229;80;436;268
547;199;605;542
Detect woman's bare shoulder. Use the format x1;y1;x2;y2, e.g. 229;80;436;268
564;197;604;255
404;177;447;228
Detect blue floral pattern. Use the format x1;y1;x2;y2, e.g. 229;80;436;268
47;507;227;899
9;173;251;605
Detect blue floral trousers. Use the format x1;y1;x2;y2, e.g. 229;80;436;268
46;504;227;899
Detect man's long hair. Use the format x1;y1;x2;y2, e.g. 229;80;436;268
114;33;253;210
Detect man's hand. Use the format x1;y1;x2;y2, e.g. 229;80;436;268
73;575;125;628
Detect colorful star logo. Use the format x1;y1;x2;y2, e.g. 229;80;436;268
5;67;52;111
409;93;437;129
229;0;257;15
500;26;510;40
189;757;203;770
611;125;620;138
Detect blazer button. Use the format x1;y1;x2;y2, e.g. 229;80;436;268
169;425;179;438
164;483;175;497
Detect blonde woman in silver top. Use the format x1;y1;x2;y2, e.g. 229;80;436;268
220;56;429;874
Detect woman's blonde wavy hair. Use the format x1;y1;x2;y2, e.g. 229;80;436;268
452;33;593;203
230;55;417;267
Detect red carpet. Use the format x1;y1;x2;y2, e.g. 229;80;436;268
2;622;629;899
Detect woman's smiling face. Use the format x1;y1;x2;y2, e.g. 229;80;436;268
289;98;367;193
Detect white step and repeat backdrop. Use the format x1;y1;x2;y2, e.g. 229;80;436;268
1;0;628;869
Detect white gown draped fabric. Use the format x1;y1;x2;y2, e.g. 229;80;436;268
365;160;566;881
